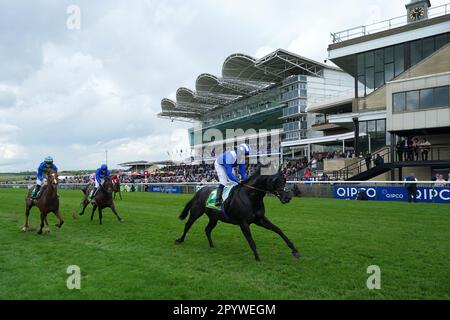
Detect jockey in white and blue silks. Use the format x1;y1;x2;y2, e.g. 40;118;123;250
32;156;58;199
214;143;251;207
89;164;110;200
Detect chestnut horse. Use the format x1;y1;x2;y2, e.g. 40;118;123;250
23;172;64;234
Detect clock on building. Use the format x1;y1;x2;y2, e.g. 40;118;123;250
405;0;431;23
409;6;425;21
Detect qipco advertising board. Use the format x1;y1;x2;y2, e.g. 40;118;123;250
333;185;450;203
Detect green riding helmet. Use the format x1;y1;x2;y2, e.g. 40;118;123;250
44;156;54;164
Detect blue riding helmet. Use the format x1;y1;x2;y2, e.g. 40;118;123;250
101;164;108;171
44;156;54;164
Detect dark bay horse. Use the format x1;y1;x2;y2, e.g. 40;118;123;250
79;176;123;224
113;179;122;200
23;172;64;234
175;168;301;261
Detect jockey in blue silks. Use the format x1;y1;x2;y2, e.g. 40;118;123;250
89;164;110;200
32;156;58;199
214;143;251;207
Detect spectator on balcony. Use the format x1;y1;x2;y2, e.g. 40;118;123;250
419;138;431;161
405;137;414;161
412;137;420;161
400;137;410;161
373;153;384;166
395;140;403;162
364;152;372;171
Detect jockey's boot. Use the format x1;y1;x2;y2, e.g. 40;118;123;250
89;187;98;201
214;184;224;208
31;185;41;199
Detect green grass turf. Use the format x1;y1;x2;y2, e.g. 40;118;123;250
0;188;449;300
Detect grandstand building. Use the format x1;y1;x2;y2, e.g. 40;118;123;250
158;49;354;164
309;0;450;181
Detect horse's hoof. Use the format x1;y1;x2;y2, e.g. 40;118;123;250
174;239;183;245
293;251;301;259
21;226;28;232
119;220;124;224
37;230;43;235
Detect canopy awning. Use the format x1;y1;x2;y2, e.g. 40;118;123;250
281;132;367;148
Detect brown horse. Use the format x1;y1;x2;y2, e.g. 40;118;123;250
113;179;122;200
23;172;64;234
79;176;123;224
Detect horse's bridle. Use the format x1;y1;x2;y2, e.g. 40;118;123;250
242;183;285;198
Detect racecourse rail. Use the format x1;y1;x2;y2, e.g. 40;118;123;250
1;181;449;203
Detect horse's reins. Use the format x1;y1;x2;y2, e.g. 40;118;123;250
242;183;281;197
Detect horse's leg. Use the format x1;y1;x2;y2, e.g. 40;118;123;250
37;212;45;235
119;190;122;200
255;217;300;258
204;217;218;248
239;222;260;261
54;210;64;229
98;207;103;225
23;203;32;231
79;200;89;216
90;204;97;221
110;205;124;223
175;205;204;244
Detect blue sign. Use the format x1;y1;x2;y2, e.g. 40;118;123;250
334;185;450;203
148;185;182;194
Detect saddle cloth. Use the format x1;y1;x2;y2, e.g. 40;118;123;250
206;186;234;210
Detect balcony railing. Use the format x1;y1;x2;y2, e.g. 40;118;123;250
331;3;450;44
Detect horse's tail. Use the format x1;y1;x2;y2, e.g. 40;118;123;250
179;198;193;220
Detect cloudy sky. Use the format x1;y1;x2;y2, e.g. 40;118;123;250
0;0;446;171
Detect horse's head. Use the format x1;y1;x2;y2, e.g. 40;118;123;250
47;171;59;187
267;168;292;204
102;176;113;194
247;165;292;204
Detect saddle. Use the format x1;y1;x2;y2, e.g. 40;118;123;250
206;186;234;210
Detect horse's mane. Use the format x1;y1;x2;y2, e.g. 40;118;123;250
244;164;281;185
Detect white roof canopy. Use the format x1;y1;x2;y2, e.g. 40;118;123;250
159;49;341;121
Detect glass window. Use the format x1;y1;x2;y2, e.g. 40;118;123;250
422;37;435;58
377;119;386;133
374;49;384;72
368;120;376;133
406;91;420;111
365;51;374;67
394;44;404;76
435;34;448;50
434;86;449;107
420;88;434;109
357;76;365;96
393;92;405;113
359;121;367;134
384;47;394;63
357;54;365;76
384;63;394;83
365;67;374;90
411;40;422;66
375;72;384;88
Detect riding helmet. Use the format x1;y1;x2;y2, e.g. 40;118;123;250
101;164;108;170
44;156;53;164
